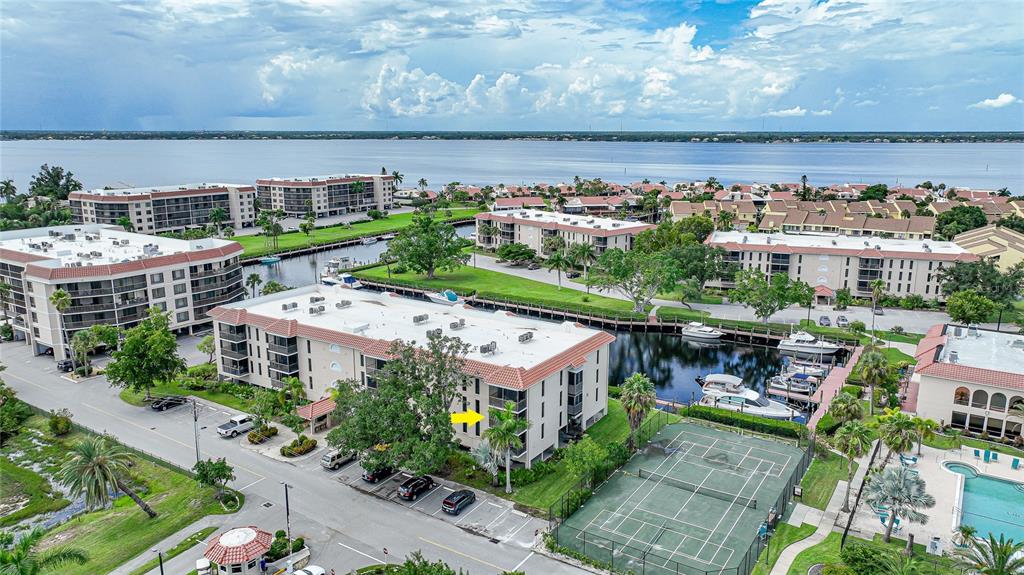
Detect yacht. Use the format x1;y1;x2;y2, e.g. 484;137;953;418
698;374;800;420
786;359;828;377
680;322;724;341
427;289;461;306
768;374;816;395
322;273;362;289
323;256;352;276
778;331;841;356
361;237;378;245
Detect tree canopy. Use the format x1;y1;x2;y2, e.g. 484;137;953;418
588;248;683;313
936;205;988;239
729;270;800;323
946;289;997;325
386;209;469;279
105;308;186;399
495;242;536;264
29;164;83;200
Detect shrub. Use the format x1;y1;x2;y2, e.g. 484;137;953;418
815;412;841;435
839;541;887;575
73;365;93;377
841;385;863;399
822;564;856;575
280;435;317;457
291;537;305;553
605;441;630;468
890;325;906;335
680;405;808;439
608;385;621;399
0;324;13;341
511;459;555;486
48;408;73;436
275;530;286;539
247;426;278;444
391;263;408;275
186;363;218;380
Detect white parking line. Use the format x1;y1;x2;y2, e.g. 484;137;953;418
486;501;503;508
506;517;533;539
485;508;510;530
237;477;264;491
337;541;383;563
454;501;483;525
511;551;535;572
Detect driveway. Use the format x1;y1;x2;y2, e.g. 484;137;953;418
0;340;579;575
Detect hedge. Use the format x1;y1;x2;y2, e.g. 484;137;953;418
247;426;278;445
280;435;317;457
815;412;842;435
841;385;863;399
679;405;808;440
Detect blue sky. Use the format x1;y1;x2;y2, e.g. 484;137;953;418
2;0;1022;131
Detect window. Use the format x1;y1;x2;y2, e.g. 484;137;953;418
150;272;164;283
541;381;545;397
152;287;165;299
176;311;189;322
173;283;187;295
175;297;188;309
541;423;545;439
990;393;1007;412
474;400;481;436
330;361;341;372
172;269;185;280
972;389;988;409
330;344;342;353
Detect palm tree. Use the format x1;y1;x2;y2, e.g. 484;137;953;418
209;206;227;237
828;392;864;424
391;171;404;186
716;210;735;231
418;178;428;192
952;524;977;548
877;408;917;468
70;329;99;375
620;373;656;451
245;273;263;298
877;551;921;575
0;281;11;327
911;416;938;456
48;288;72;361
863;465;935;542
478;223;499;247
57;436;158;518
859;350;889;416
0;179;16;203
483;400;531;494
954;534;1024;574
545;250;571;289
0;527;89;574
833;421;872;512
870;278;886;335
568;242;597;293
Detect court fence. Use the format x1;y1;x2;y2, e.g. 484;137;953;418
547;418;817;575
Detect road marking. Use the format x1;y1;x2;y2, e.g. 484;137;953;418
511;551;535;572
485;508;510;529
418;537;507;572
486;501;503;508
237;477;264;491
506;517;533;539
453;501;482;525
336;541;382;563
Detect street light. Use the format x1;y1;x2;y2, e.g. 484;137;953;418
152;549;165;575
281;482;293;563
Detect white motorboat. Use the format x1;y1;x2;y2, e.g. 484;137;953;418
322;273;362;289
778;331;841;356
786;360;828;377
768;374;815;395
323;256;352;276
361;237;378;245
698;375;800;420
427;289;461;306
680;322;724;341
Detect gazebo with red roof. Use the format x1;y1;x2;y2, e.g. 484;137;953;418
204;526;273;574
296;396;337;434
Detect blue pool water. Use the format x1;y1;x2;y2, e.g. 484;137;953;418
946;462;1024;541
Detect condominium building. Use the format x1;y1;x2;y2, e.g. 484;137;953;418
208;286;614;466
706;231;978;299
913;324;1023;439
0;225;244;360
475;210;655;257
954;225;1024;270
255;174;394;217
70;184;257;235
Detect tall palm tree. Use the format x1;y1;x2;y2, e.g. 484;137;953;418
209;206;227;237
245;273;263;298
833;421;872;512
0;527;89;574
828;392;864;424
483;400;530;494
954;533;1024;574
911;416;938;456
57;436;158;518
859;350;889;416
48;288;72;362
0;179;17;203
418;178;428;192
716;210;735;231
0;281;12;327
545;250;571;289
863;465;935;542
876;408;917;468
478;223;499;247
568;242;597;293
391;171;404;186
620;373;656;451
70;329;99;375
953;525;978;548
870;278;886;335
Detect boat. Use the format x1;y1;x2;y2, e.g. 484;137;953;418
680;322;724;341
697;374;799;420
786;359;828;377
322;273;363;289
768;374;816;394
259;256;281;265
361;237;378;245
777;331;841;356
380;233;396;241
427;289;461;306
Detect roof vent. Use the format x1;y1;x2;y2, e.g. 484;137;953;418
864;240;870;246
1011;339;1024;349
310;295;325;304
426;328;442;338
336;300;351;309
281;303;290;311
949;351;959;364
875;244;881;250
479;341;498;355
831;239;837;246
742;236;748;243
450;318;465;330
413;313;429;325
518;332;534;343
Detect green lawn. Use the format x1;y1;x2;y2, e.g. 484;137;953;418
750;522;816;575
799;448;855;510
786;532;845;575
923;432;1024;458
356;264;647;319
120;382;250;412
234;209;480;258
128;526;219;575
787;531;963;575
0;456;70;528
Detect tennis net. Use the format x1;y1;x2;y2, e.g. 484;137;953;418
638;468;757;509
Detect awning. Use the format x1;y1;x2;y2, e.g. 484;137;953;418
296;397;336;421
814;284;835;297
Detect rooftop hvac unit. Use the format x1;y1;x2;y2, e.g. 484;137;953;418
281;303;291;311
953;326;963;338
766;236;771;244
336;300;352;309
450;318;465;330
112;240;120;246
308;307;320;315
63;234;76;241
831;239;837;245
594;224;601;229
479;341;497;355
612;222;620;228
309;296;325;303
90;251;102;257
413;313;429;325
949;351;959;364
426;328;442;338
120;239;129;245
742;236;748;243
518;332;534;343
1012;339;1024;349
874;244;881;250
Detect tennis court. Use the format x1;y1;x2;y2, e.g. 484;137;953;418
555;422;811;575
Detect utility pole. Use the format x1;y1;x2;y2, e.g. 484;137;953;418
192;399;201;465
152;549;165;575
281;482;293;561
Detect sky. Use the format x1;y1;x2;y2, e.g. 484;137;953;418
1;0;1023;132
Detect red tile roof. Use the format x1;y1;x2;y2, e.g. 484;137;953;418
296;397;336;420
913;324;1024;392
204;527;273;564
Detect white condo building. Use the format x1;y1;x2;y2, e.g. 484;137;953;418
255;174;395;218
208;285;614;466
0;225;244;360
475;209;655;257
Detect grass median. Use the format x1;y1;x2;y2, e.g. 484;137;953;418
799;448;855;510
235;208;480;258
119;381;250;412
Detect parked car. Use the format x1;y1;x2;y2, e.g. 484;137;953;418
566;271;582;279
441;489;476;515
873;306;885;316
217;414;255;438
293;567;326;575
527;262;541;270
818;316;831;327
150;395;188;411
56;359;74;372
398;475;437;500
361;466;395;483
836;315;849;328
320;450;356;470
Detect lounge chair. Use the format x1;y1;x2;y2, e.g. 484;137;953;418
974;449;981;460
992;452;999;463
984;450;991;463
1012;458;1020;470
900;454;918;466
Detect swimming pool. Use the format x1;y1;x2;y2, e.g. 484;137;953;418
945;462;1024;540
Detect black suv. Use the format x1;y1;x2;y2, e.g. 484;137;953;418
151;396;188;411
56;359;74;372
361;466;395;484
397;475;436;500
441;489;476;515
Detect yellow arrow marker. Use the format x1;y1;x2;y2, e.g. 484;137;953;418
451;410;484;426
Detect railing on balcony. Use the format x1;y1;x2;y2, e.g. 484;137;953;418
192;287;245;306
222;364;249;376
268;342;298;355
567;383;584;396
488;396;527;413
191;263;241;279
113;281;148;293
221;348;248;360
568;402;583;417
268;360;299;374
67;287;114;298
218;329;247;343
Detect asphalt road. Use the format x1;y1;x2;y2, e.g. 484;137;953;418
0;341;580;575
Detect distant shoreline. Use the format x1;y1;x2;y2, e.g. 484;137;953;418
2;131;1022;144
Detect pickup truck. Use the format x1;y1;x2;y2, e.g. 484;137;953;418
217;414;255;438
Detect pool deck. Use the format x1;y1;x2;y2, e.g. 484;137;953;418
844;443;1024;551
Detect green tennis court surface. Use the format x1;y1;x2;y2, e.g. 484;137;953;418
555;422;811;575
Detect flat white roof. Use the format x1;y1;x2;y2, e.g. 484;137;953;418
220;284;604;369
81;183;250;196
258;174;378;183
942;326;1024;377
492;209;652;232
0;224;236;267
709;231;968;255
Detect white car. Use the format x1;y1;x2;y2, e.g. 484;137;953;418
294;567;326;575
216;414;255;438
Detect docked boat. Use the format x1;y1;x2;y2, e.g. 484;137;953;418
322;273;363;289
323;256;352;276
361;237;378;245
698;374;799;420
778;331;841;356
786;359;828;377
259;256;281;265
680;322;724;341
380;233;396;241
768;374;816;394
427;289;461;306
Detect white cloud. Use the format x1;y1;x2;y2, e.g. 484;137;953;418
811;109;832;116
764;106;807;117
854;99;880;107
362;63;464;117
968;93;1021;109
641;67;675;98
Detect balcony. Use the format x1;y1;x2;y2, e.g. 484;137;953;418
218;329;246;343
268;360;299;374
192;287;245;306
568;402;583;417
67;302;116;314
221;348;248;360
489;396;527;414
268;342;298;355
67;287;114;298
113;281;148;293
222;364;249;377
567;382;584;396
191;263;241;280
